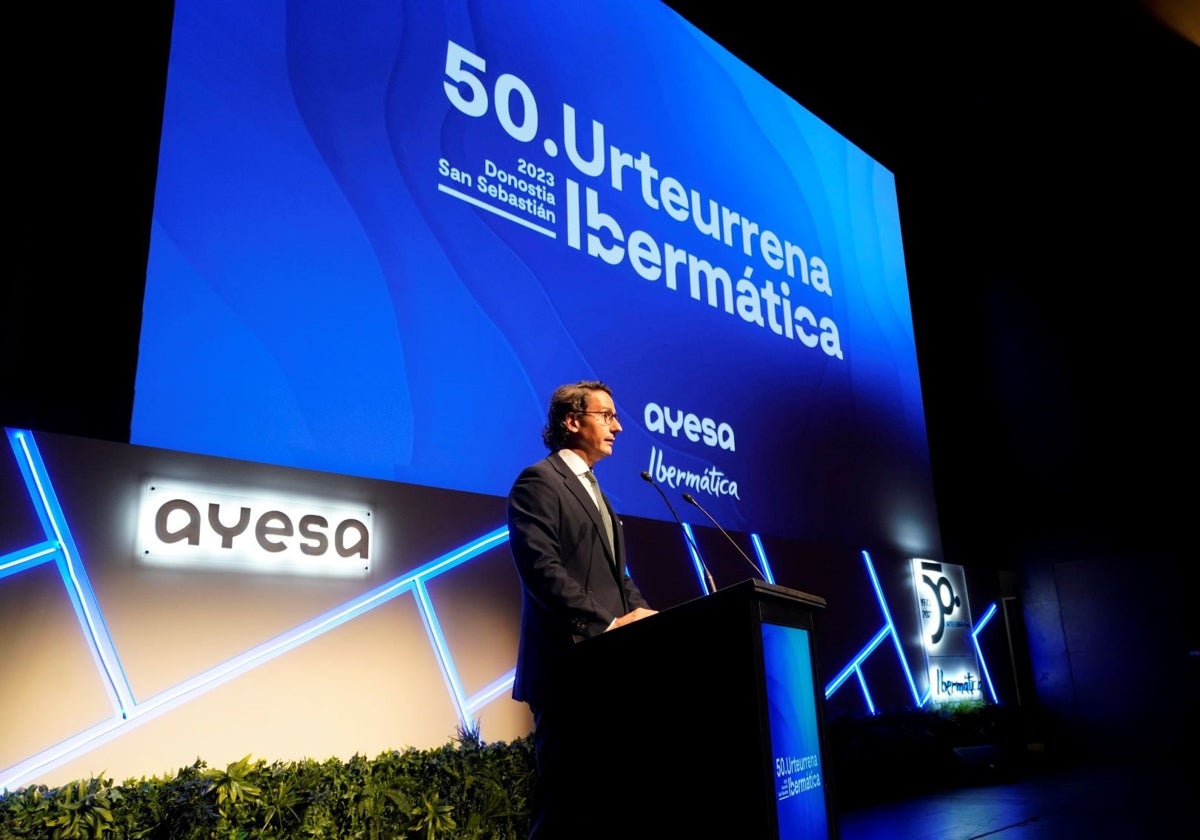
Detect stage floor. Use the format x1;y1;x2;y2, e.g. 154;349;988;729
837;756;1192;839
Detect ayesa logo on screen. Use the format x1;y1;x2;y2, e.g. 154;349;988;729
643;401;741;500
644;402;734;450
137;481;372;578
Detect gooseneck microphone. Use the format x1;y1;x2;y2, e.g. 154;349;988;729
681;492;767;581
641;471;718;594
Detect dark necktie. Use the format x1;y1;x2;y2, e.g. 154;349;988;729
584;470;616;558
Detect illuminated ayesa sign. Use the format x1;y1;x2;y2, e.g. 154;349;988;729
138;481;373;577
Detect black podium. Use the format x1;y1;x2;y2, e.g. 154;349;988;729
558;578;838;839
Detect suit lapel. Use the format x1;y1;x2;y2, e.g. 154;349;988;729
549;453;620;573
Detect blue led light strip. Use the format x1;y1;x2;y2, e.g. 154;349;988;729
823;625;891;704
0;542;59;580
6;430;135;718
415;579;471;725
823;550;917;709
467;669;517;716
862;549;926;707
971;602;999;703
680;522;713;594
854;668;876;716
748;533;776;584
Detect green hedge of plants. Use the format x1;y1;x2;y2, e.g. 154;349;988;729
3;701;1045;838
1;727;535;839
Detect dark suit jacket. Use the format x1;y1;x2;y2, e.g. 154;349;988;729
507;451;648;712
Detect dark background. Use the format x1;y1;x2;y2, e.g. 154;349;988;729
6;0;1196;761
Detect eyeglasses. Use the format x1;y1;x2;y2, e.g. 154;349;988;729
576;410;620;426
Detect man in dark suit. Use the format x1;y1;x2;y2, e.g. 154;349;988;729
507;379;657;839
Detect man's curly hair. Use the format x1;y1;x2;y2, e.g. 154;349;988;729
541;380;612;451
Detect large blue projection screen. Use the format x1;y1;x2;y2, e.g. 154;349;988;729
134;0;936;549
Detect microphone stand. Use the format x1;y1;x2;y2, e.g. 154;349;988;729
681;492;767;581
640;471;718;594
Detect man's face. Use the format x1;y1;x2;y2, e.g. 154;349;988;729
567;389;622;466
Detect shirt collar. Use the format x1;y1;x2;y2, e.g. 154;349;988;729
556;448;590;477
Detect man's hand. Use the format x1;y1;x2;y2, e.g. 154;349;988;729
609;607;658;630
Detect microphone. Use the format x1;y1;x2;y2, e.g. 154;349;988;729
681;492;766;581
640;471;718;594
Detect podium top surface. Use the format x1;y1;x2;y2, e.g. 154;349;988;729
739;577;826;608
703;577;827;611
574;577;827;660
628;577;827;637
